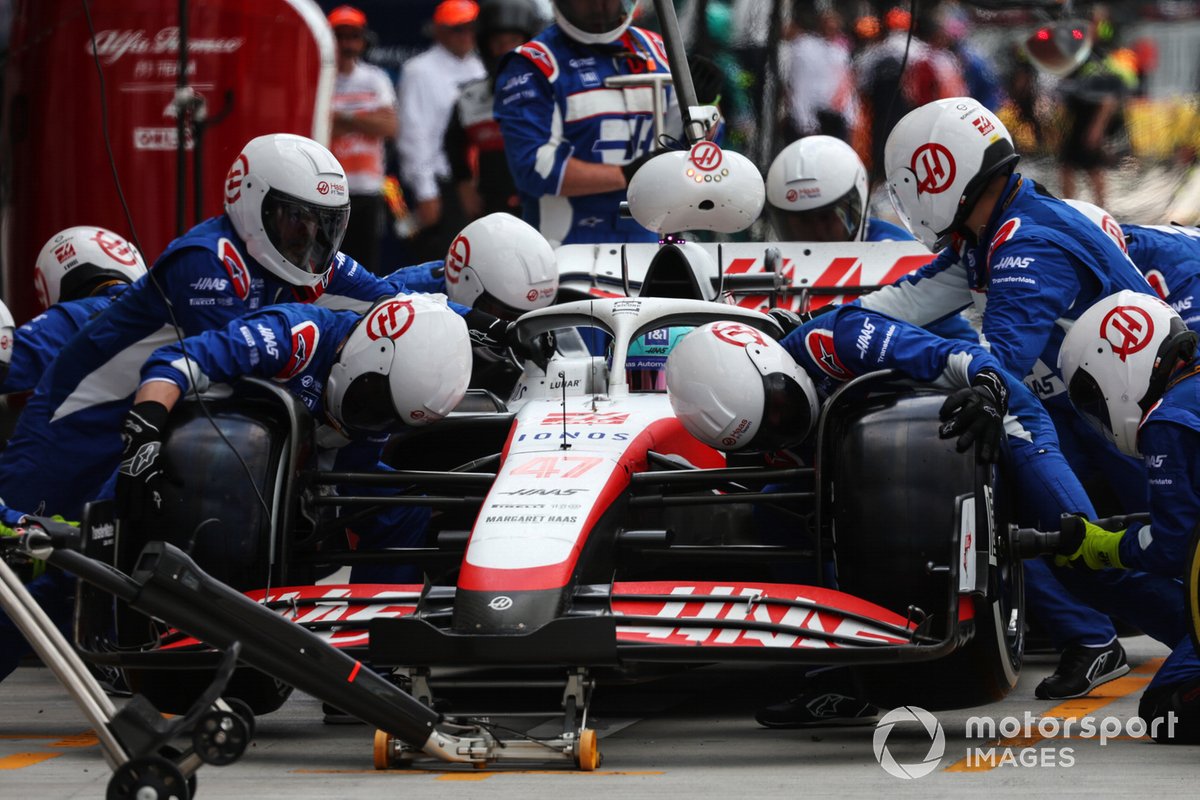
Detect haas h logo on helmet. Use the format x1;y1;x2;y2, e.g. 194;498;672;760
92;230;140;267
366;299;416;341
445;235;470;285
225;154;248;204
1100;305;1155;362
711;322;765;348
911;143;956;195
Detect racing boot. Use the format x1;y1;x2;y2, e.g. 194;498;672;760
754;671;879;729
1138;676;1200;744
1034;639;1130;700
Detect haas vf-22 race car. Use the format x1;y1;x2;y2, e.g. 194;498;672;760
78;284;1023;769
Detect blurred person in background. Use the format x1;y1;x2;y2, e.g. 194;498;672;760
940;6;1003;111
782;6;857;144
329;5;399;274
493;0;674;247
396;0;486;260
444;0;546;222
854;6;926;182
1056;15;1138;207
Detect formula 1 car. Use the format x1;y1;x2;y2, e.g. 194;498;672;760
75;237;1023;769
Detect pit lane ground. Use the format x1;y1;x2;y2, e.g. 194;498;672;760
0;635;1191;799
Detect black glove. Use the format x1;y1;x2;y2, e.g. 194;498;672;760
766;308;802;339
116;401;171;522
690;55;724;106
465;311;554;370
938;368;1009;463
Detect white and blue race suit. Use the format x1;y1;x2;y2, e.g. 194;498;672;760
781;304;1117;649
1124;224;1200;333
494;24;675;246
1120;364;1200;689
864;217;978;344
860;175;1194;662
0;286;126;395
139;303;430;584
0;215;459;521
861;174;1156;511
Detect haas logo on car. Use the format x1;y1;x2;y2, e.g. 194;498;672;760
445;235;470;285
217;238;251;300
277;321;320;380
711;322;764;348
92;229;140;267
689;142;723;172
366;299;416;340
225;153;248;204
1100;305;1155;361
911;143;956;195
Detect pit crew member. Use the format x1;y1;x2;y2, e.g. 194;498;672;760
493;0;676;246
1058;291;1200;743
0;134;522;521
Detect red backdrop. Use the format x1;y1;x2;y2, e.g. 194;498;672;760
1;0;335;322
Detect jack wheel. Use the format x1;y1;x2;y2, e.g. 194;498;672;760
106;755;190;800
373;730;394;770
575;728;600;771
192;707;250;766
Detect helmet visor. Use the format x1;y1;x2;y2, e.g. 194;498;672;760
261;189;349;276
770;187;864;242
626;357;668;391
339;371;401;433
746;372;814;450
555;0;636;35
474;291;527;322
1066;367;1113;443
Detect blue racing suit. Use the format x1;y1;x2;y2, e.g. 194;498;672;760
1124;224;1200;334
860;174;1192;676
0;215;456;521
864;217;978;344
782;305;1111;645
1118;365;1200;690
140;303;429;583
0;287;125;395
494;24;674;246
860;174;1154;511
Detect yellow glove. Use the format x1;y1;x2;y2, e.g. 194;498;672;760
1054;516;1126;570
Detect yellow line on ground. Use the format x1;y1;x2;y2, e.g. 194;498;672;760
944;667;1158;773
0;752;63;770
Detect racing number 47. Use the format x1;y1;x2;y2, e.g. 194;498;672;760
510;456;603;479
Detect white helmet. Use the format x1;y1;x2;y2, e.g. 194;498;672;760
33;226;147;309
666;321;819;451
884;97;1019;251
223;134;351;289
444;213;558;319
553;0;639;45
1059;290;1197;457
1063;198;1128;254
766;136;869;242
325;294;472;433
0;298;14;385
627;142;765;235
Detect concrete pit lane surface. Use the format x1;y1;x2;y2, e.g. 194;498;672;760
0;636;1192;798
